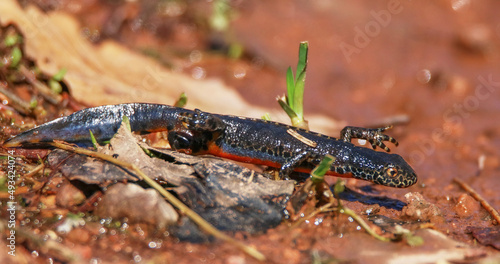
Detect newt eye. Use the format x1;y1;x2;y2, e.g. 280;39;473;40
168;131;193;150
386;167;398;178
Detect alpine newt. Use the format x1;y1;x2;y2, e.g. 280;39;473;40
3;103;417;187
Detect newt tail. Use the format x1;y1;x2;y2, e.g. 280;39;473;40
3;103;417;188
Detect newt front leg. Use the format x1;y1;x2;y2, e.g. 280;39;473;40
340;125;399;152
168;109;226;154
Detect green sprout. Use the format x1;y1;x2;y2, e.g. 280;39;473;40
29;98;38;109
210;0;231;32
174;92;188;108
394;225;424;247
122;115;132;132
261;113;272;121
49;68;67;94
208;0;243;59
310;154;335;184
9;47;22;68
278;41;309;129
4;34;21;47
88;114;126;149
52;68;67;81
89;130;98;150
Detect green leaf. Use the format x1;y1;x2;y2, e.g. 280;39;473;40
278;96;298;121
293;42;308;120
394;225;425;247
29;98;38;109
228;43;244;59
311;154;335;184
89;130;98;149
67;212;85;219
49;79;63;94
406;234;424;247
210;0;231;32
4;34;20;47
294;69;306;120
333;179;346;197
122;116;131;132
52;68;67;81
285;67;295;109
142;146;153;157
174;92;188;108
9;47;22;68
261;113;272;121
296;42;308;81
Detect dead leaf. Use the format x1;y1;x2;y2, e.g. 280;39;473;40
48;149;137;185
468;226;500;250
102;122;196;186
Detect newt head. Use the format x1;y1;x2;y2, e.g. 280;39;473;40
344;147;417;188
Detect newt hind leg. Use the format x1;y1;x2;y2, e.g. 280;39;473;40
340;125;399;152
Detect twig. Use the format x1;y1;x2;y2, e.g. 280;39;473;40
24;163;45;178
340;207;391;242
0;85;32;115
291;200;391;242
454;178;500;225
289;200;335;230
50;141;266;261
19;65;62;104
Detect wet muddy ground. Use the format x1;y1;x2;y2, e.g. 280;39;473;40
1;0;500;263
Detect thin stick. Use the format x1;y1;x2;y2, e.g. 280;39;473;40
288;200;335;230
24;163;45;178
454;178;500;225
50;142;266;261
291;201;391;242
340;207;391;242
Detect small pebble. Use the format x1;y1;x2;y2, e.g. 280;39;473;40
454;193;480;218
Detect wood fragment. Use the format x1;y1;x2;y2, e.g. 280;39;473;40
454;178;500;225
287;129;317;148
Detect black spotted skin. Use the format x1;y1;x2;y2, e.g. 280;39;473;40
209;115;417;187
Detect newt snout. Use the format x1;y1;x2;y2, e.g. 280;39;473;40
344;147;417;188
